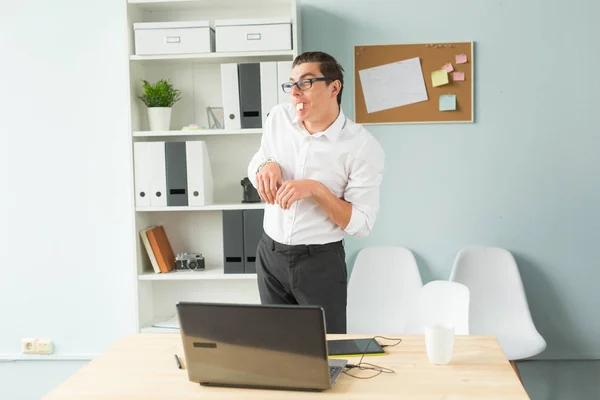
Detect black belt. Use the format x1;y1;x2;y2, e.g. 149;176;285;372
261;232;342;255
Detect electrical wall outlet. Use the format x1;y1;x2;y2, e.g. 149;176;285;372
37;339;54;355
21;338;37;354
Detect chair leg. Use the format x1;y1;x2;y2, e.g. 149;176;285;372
510;360;523;384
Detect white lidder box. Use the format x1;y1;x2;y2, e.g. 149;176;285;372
215;18;292;52
134;21;215;56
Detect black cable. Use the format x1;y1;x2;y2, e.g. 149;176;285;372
342;336;402;379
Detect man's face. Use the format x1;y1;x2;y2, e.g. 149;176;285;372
288;62;338;123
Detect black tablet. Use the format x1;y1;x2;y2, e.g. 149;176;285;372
327;338;385;357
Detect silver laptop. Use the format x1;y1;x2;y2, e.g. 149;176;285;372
176;302;347;391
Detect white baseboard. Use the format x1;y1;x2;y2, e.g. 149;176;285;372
0;353;97;361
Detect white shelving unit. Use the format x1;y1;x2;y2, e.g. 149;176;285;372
125;0;300;333
130;50;295;63
132;128;262;137
138;267;257;281
136;202;266;212
140;326;180;334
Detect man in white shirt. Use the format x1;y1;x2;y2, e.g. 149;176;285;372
247;51;385;333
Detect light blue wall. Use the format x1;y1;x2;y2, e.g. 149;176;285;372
300;0;600;359
0;0;136;359
0;361;87;400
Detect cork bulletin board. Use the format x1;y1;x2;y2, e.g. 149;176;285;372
354;41;474;124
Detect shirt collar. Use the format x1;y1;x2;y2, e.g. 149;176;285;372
293;107;347;142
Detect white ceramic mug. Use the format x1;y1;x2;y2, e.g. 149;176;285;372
425;323;455;365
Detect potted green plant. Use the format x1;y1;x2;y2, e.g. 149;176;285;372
138;79;182;131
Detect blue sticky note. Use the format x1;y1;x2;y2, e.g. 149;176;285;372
439;94;456;111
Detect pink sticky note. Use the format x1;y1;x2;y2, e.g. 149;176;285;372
442;63;454;73
452;71;465;81
456;53;468;64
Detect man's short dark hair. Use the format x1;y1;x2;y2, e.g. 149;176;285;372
292;51;344;106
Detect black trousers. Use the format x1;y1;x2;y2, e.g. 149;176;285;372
255;233;348;334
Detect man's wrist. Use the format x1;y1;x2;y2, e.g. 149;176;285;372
256;157;279;174
310;180;327;198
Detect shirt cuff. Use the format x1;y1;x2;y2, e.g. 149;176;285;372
344;205;367;237
247;157;264;188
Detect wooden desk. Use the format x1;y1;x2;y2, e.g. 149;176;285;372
44;334;529;399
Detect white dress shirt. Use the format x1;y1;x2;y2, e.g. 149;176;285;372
248;103;385;245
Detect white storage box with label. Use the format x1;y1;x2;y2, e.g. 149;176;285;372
134;21;215;56
215;18;292;53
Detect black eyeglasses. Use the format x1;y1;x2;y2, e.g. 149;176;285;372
281;77;333;93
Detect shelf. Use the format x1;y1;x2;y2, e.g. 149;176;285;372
129;0;202;10
140;326;179;334
136;202;265;212
130;50;294;64
138;267;257;281
133;128;262;138
129;0;293;13
140;314;179;333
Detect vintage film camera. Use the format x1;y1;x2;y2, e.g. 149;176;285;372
175;252;205;271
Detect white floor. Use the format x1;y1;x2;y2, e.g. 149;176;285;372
1;360;599;399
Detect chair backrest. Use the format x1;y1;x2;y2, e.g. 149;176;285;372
449;246;546;360
347;246;423;334
404;280;470;335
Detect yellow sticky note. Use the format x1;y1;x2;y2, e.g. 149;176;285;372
431;70;449;87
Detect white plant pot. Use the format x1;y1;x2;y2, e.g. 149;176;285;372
147;107;172;131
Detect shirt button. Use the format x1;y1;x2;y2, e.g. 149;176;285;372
305;137;310;142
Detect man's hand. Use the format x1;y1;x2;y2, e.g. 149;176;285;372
256;162;282;204
275;180;320;210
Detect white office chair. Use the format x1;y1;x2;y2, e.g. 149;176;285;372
404;280;470;335
449;246;546;361
347;246;423;334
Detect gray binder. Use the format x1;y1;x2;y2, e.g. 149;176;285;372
223;210;244;274
165;141;188;207
238;63;262;129
243;209;265;273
